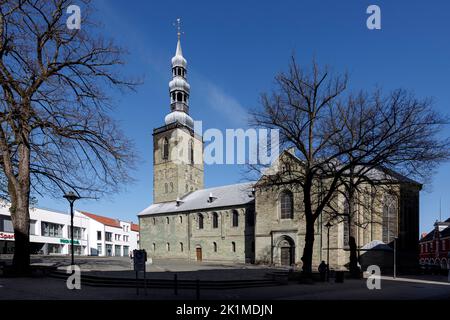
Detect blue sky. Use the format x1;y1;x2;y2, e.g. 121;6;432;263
36;0;450;234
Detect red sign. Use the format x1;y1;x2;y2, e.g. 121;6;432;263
0;232;14;240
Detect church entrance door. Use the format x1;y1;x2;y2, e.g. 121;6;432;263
196;247;202;261
279;237;295;266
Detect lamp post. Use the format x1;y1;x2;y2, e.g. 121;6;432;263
64;191;81;266
325;221;333;281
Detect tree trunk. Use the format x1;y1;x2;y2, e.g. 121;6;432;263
301;216;315;275
10;198;31;274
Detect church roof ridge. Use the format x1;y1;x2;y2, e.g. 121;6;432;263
138;181;256;216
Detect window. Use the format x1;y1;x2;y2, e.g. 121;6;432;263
382;194;397;243
213;242;217;252
97;244;102;256
68;227;83;240
179;216;183;223
105;232;112;242
105;244;113;256
162;138;169;160
167;243;170;252
152;243;156;251
232;242;236;253
30;220;37;235
170;182;174;192
212;212;219;229
123;246;129;257
114;245;121;256
153;218;156;225
198;214;204;229
189;140;194;164
180;242;184;252
97;231;102;241
280;191;293;219
166;217;170;224
1;217;13;233
48;244;62;254
165;183;168;193
232;210;239;227
123;235;129;242
41;222;63;238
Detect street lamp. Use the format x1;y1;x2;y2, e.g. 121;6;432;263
64;191;81;266
325;221;333;281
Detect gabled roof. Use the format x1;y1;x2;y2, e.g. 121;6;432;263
138;182;255;216
80;211;121;228
419;217;450;242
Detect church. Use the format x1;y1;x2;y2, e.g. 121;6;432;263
137;31;421;271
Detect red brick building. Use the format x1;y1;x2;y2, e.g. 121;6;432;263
419;218;450;270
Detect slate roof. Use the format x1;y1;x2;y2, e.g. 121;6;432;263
138;182;255;216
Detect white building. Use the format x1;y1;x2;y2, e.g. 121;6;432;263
0;204;139;256
79;211;139;257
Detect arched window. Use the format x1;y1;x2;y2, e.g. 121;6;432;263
167;243;170;252
232;210;239;227
152;218;156;225
189;140;194;164
198;214;204;230
179;216;183;224
231;242;236;253
213;242;217;252
180;242;184;252
177;92;182;102
152;243;156;251
212;212;219;229
162;138;169;160
280;191;293;219
166;217;170;224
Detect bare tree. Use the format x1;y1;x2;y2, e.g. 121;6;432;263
250;57;449;276
0;0;139;273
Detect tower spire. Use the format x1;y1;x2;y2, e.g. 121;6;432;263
165;18;193;129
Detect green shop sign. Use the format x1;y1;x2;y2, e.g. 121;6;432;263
60;239;80;245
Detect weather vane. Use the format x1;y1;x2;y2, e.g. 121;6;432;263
173;18;184;40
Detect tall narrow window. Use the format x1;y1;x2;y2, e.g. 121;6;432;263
232;242;236;253
198;214;204;230
180;242;184;252
383;194;397;244
213;242;217;252
280;191;293;219
166;217;170;224
167;243;170;252
189;140;194;164
232;210;239;227
212;212;219;229
162;138;169;160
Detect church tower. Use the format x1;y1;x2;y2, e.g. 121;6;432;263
152;21;204;203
